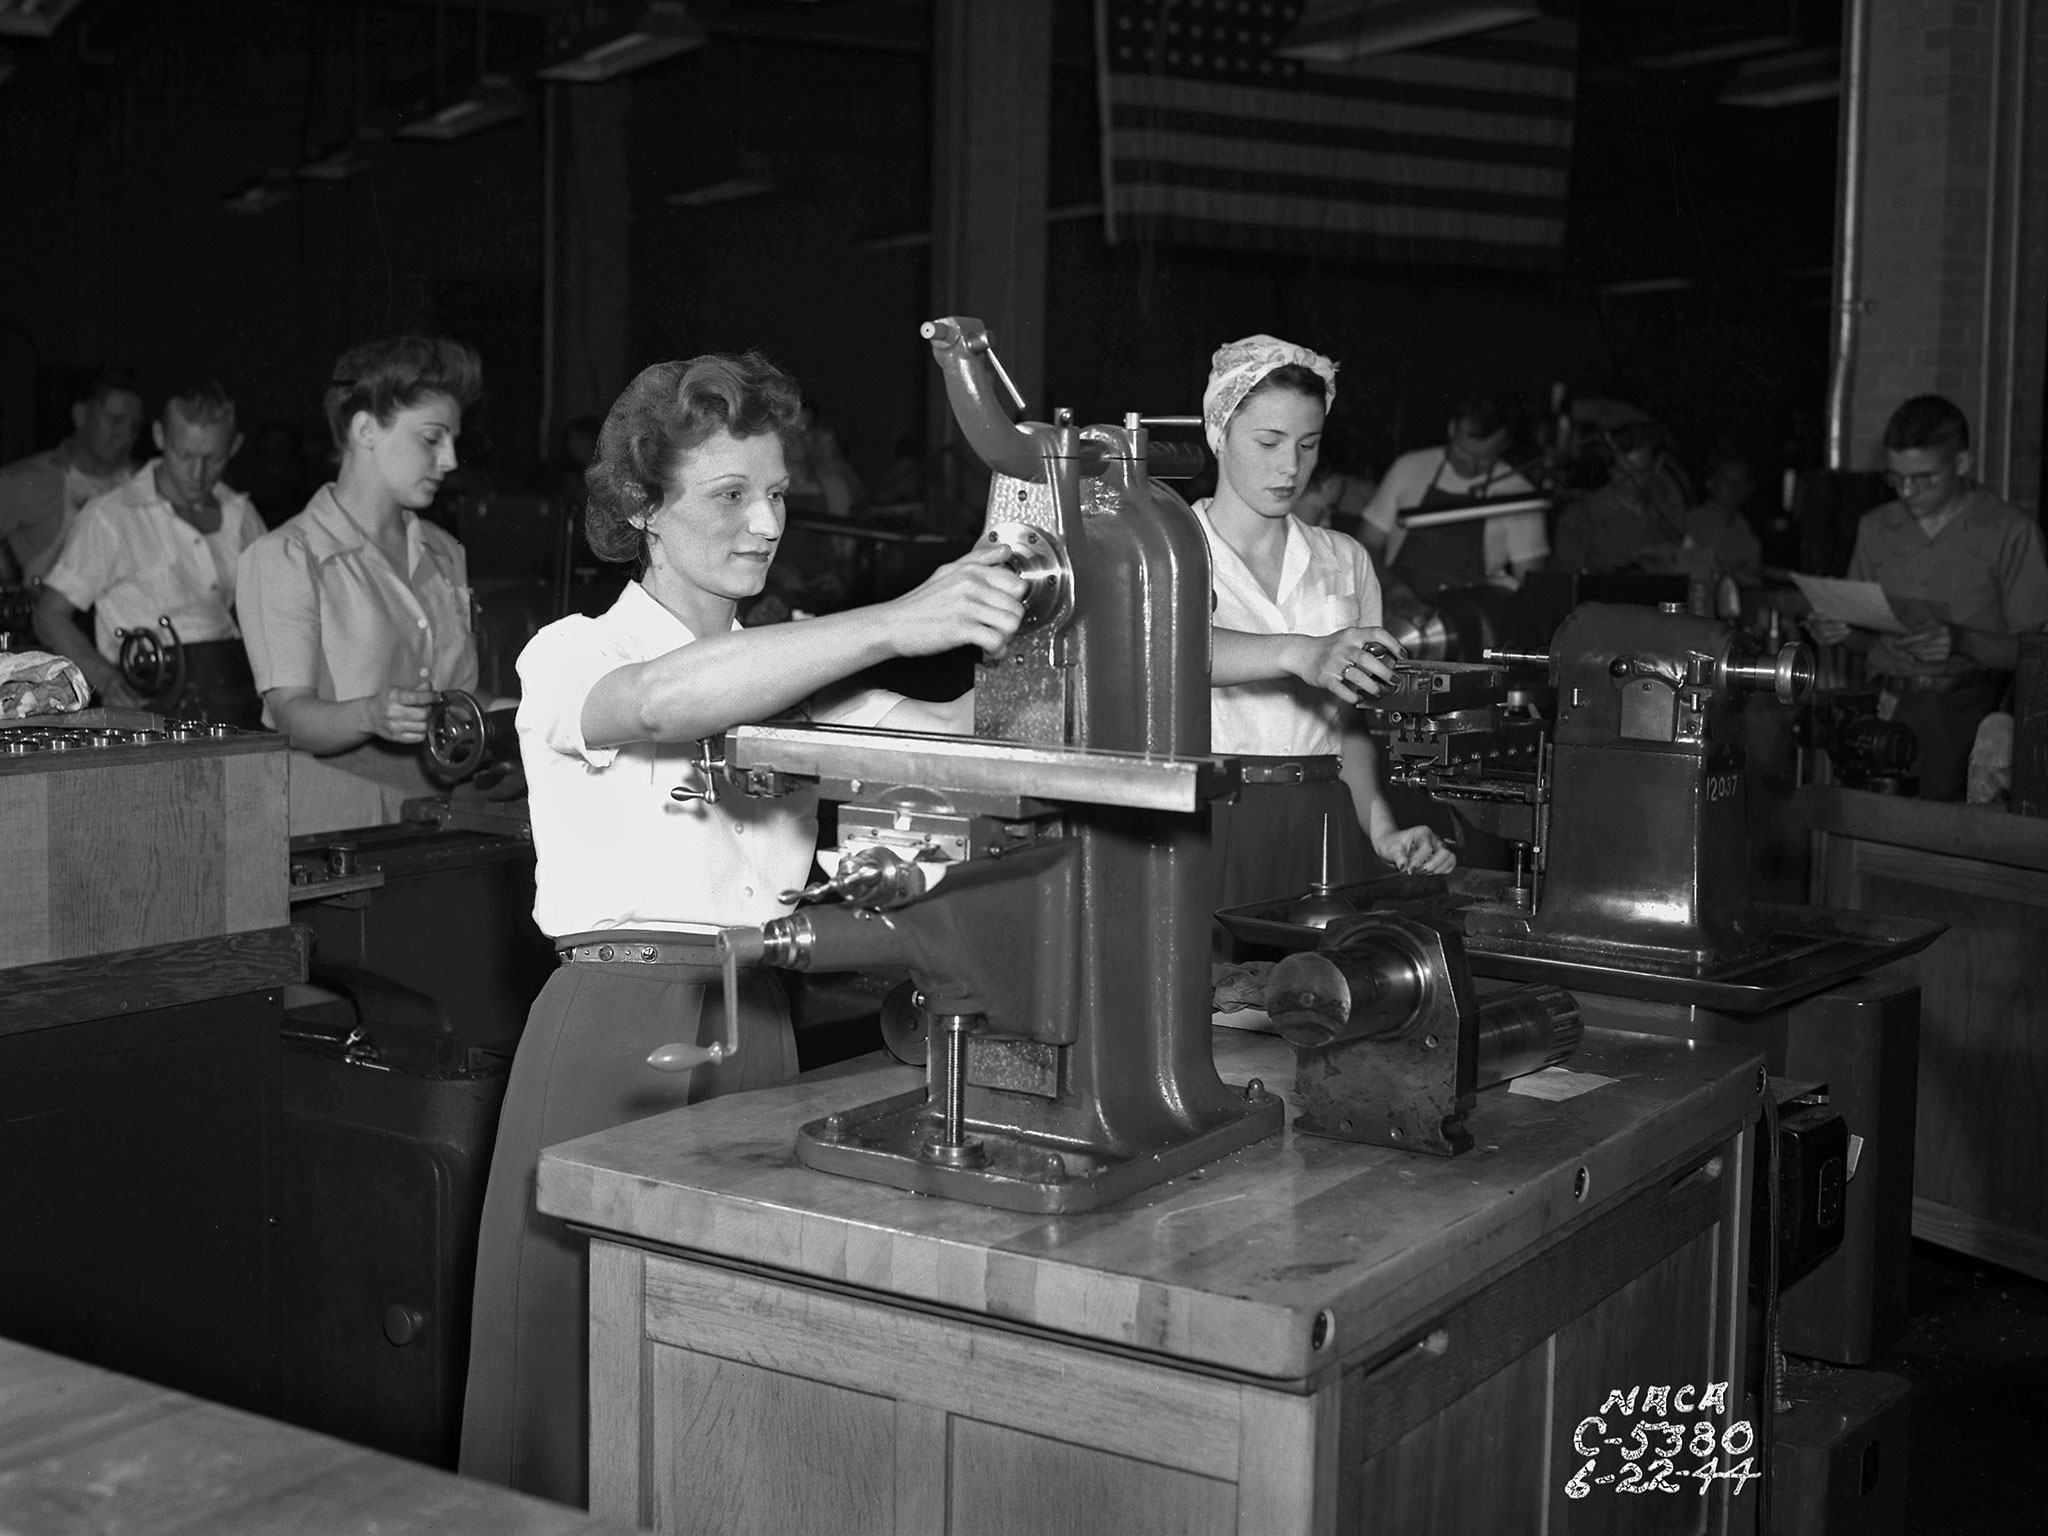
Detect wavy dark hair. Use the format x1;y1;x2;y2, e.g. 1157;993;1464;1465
323;335;483;450
583;351;806;566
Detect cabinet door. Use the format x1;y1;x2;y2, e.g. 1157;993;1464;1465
588;1243;1329;1536
1345;1145;1752;1536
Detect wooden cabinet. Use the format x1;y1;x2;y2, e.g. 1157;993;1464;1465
544;1030;1763;1535
1803;786;2048;1281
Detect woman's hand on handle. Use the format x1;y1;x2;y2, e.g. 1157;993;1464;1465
1287;627;1405;704
879;544;1028;660
359;686;438;745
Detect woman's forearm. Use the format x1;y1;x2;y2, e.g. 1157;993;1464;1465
270;692;373;755
584;607;904;748
1339;728;1398;844
1212;629;1308;688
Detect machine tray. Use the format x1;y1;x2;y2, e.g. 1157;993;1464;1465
1217;879;1945;1015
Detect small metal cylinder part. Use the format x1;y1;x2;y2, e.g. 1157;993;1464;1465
1473;984;1582;1087
1722;641;1816;705
1263;939;1426;1049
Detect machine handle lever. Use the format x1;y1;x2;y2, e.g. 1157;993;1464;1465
646;929;752;1073
1481;648;1548;667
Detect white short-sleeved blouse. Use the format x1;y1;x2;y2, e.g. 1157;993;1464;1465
1196;501;1382;758
518;580;898;939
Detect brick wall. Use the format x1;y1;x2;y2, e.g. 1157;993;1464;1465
1845;0;2045;514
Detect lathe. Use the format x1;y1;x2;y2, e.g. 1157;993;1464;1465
1226;594;1945;1366
663;316;1277;1214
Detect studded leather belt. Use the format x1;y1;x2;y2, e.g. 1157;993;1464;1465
558;936;723;967
1237;755;1343;786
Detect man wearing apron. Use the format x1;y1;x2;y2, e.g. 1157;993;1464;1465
1360;395;1548;599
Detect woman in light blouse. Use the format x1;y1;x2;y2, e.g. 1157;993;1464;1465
459;351;1024;1506
237;336;482;835
1196;335;1455;935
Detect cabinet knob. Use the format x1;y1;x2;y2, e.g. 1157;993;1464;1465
383;1304;427;1347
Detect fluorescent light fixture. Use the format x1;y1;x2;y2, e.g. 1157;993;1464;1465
1277;0;1539;63
221;173;294;215
1597;277;1694;297
397;74;526;140
296;131;387;182
1634;31;1794;70
855;203;1104;253
1718;46;1840;108
664;175;777;208
0;0;86;39
537;1;705;83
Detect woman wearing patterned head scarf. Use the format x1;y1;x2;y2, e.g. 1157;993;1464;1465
1197;336;1455;942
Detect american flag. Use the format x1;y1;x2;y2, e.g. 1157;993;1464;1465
1094;0;1580;270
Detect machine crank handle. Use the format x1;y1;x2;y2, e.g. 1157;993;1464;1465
669;738;726;806
645;928;764;1073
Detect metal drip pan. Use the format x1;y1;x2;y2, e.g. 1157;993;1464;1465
1218;877;1945;1014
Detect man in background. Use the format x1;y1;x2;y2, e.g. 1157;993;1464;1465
0;371;144;583
1359;393;1548;596
33;381;265;723
1807;394;2048;800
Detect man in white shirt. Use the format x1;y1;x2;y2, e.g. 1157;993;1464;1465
35;381;266;722
1359;394;1548;596
0;372;143;583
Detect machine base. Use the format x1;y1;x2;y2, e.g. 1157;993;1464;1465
795;1086;1284;1213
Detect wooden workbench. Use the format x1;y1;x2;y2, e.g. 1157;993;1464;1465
1800;784;2048;1280
0;1338;633;1535
543;1028;1764;1536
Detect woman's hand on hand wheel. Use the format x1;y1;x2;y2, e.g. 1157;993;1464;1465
885;544;1028;660
362;686;438;745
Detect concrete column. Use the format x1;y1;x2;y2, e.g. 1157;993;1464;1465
927;0;1050;494
1842;0;2048;511
557;80;634;431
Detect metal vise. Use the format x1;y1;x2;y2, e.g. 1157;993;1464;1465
1461;602;1814;974
716;316;1279;1213
1265;914;1581;1154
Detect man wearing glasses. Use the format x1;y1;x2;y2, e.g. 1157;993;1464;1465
1807;394;2048;799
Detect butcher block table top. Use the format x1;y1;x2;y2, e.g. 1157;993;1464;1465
541;1026;1762;1383
0;1338;635;1536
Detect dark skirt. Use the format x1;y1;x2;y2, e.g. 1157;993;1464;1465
1209;772;1375;957
457;942;800;1507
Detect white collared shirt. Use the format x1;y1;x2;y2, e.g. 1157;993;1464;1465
1198;501;1382;757
518;581;900;939
43;460;266;658
237;484;477;719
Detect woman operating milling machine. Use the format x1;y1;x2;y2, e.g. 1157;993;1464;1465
458;352;1026;1507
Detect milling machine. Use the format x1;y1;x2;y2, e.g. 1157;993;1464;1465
659;317;1279;1214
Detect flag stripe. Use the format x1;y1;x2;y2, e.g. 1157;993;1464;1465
1111;157;1567;218
1107;101;1576;165
1112;126;1569;192
1119;183;1564;246
1122;212;1565;271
